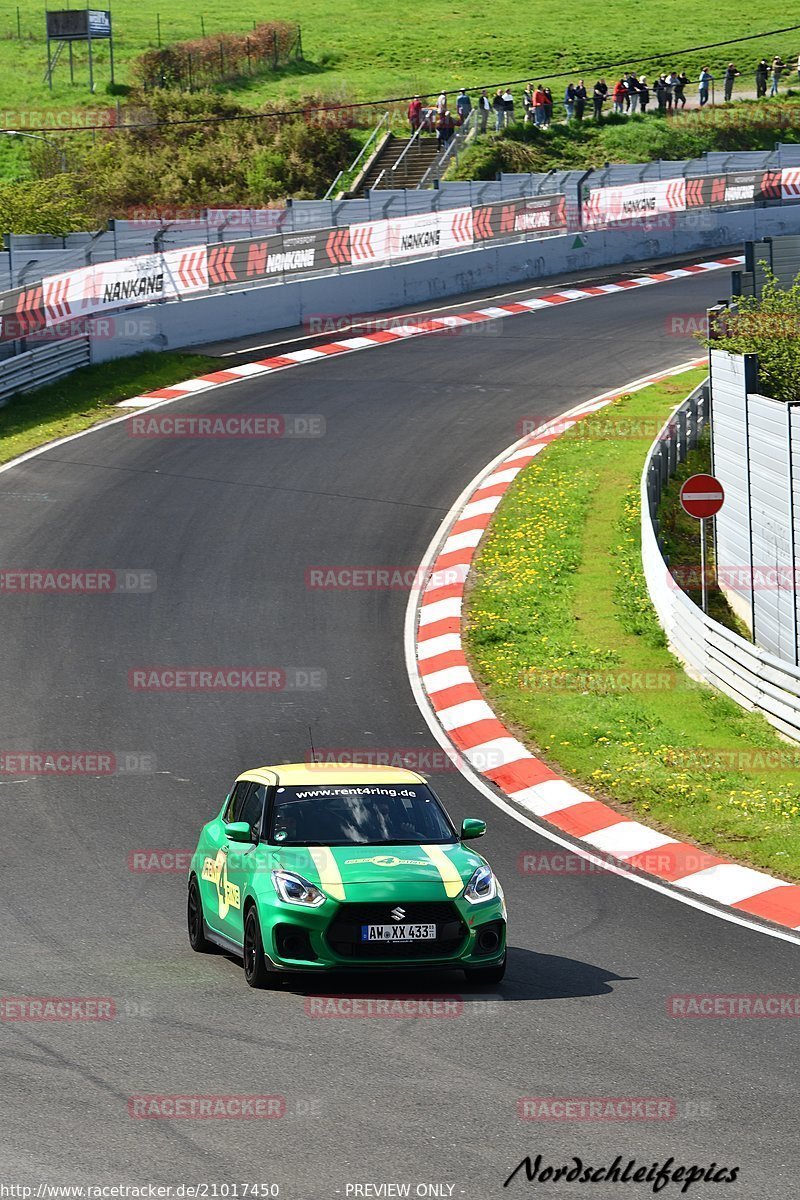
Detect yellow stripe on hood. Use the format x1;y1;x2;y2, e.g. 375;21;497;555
309;846;346;901
422;844;463;898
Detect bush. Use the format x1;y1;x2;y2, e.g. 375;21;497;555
0;177;91;235
132;23;302;91
702;269;800;403
66;91;362;218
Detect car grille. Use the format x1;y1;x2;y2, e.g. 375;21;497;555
325;901;467;959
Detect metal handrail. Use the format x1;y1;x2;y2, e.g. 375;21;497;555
324;111;390;199
372;168;386;190
390;119;428;181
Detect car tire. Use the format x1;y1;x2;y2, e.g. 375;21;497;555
464;952;506;985
187;876;213;953
243;905;273;989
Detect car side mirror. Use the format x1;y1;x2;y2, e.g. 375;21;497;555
224;821;254;844
461;818;486;840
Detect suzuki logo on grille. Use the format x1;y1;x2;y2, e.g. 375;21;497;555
390;907;406;921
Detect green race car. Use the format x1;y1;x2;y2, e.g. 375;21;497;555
188;762;507;988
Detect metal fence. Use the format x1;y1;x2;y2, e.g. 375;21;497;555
0;336;90;407
642;380;800;742
6;140;800;293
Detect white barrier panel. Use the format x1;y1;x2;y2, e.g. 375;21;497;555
585;178;686;226
350;207;474;265
642;383;800;743
41;247;209;327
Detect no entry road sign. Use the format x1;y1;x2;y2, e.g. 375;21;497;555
680;473;724;520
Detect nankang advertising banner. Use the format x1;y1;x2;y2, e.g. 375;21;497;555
584;178;686;226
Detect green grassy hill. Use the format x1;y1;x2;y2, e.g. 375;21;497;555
0;4;796;111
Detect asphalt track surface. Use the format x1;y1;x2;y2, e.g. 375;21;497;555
1;265;798;1199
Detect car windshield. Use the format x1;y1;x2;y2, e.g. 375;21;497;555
267;783;456;846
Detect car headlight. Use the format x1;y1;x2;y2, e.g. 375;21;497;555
271;869;326;907
463;865;497;904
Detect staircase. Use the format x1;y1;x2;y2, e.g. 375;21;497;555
350;132;442;195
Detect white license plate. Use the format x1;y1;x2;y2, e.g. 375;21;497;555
361;923;436;942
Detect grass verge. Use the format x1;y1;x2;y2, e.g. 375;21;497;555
0;350;221;466
464;369;800;880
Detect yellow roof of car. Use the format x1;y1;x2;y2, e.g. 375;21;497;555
237;762;426;786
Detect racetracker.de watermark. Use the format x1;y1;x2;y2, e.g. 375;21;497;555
517;849;720;876
304;996;463;1018
668;994;800;1017
1;997;115;1021
305;746;507;772
127;414;325;439
515;415;678;440
0;107;117;129
305;565;467;590
0;751;155;776
663;747;800;771
127;1095;286;1119
128;667;326;692
518;668;686;693
303;312;500;338
0;569;156;594
7;315;158;343
517;1097;676;1121
670;565;800;591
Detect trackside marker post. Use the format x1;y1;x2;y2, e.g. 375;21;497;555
680;473;725;614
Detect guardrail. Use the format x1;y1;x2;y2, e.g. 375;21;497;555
6;140;800;295
0;336;90;407
641;380;800;742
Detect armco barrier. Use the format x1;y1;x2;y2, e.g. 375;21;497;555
642;381;800;742
0;336;89;407
3;160;800;348
0;195;569;343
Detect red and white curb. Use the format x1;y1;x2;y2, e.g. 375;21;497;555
411;363;800;937
115;256;743;408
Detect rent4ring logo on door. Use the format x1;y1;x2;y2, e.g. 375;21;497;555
201;850;241;918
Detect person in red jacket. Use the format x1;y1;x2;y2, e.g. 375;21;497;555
533;84;547;127
612;78;627;113
408;96;422;132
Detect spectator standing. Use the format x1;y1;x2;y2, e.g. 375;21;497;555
627;72;640;112
543;86;553;126
796;52;800;83
655;75;668;112
456;88;472;123
574;79;587;120
771;56;784;96
755;59;769;98
612;78;627;114
437;91;447;114
698;66;713;106
674;71;688;108
501;87;515;126
407;95;422;132
564;81;576;120
522;83;534;124
492;88;504;131
723;63;740;102
593;78;608;120
664;72;677;111
638;76;650;112
533;83;547;127
436;108;455;149
477;89;491;134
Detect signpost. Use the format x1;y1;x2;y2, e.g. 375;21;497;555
679;473;725;614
